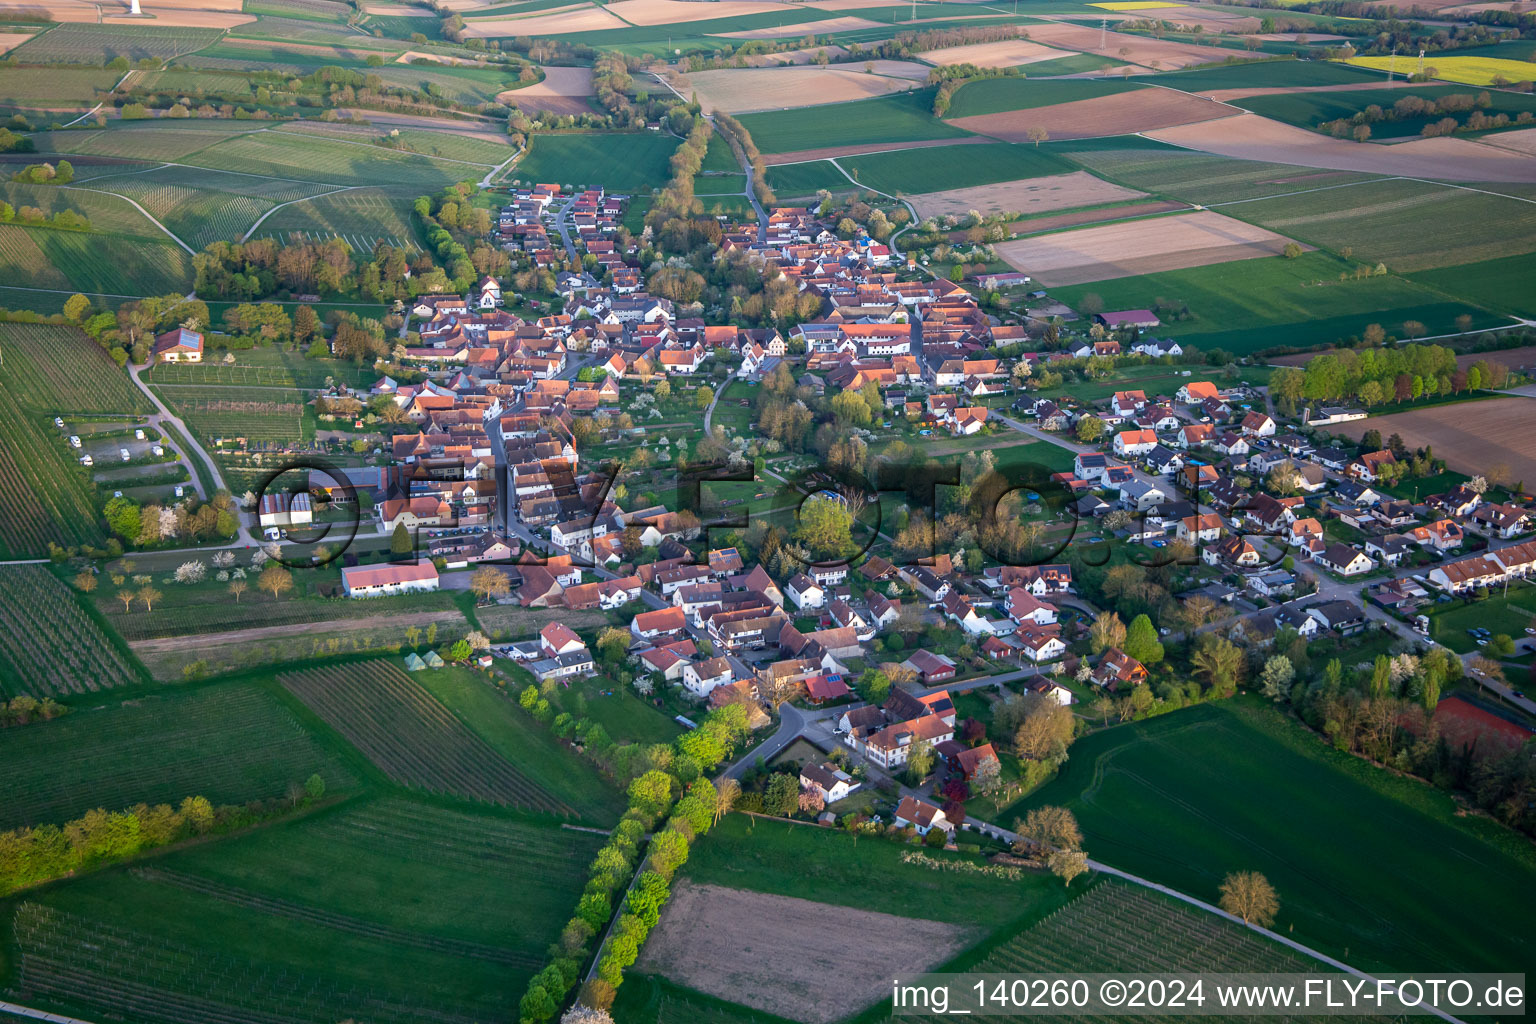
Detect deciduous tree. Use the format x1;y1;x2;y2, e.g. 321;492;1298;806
1219;871;1278;927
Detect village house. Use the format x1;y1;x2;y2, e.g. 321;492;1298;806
894;795;953;836
1093;647;1148;690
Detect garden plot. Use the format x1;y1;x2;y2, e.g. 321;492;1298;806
638;881;976;1024
996;209;1303;285
911;169;1146;219
682;63;928;114
1147;112;1536;183
917;38;1077;68
949;88;1231;141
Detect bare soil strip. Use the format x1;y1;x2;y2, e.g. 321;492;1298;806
1147;111;1536;184
996;209;1304;286
462;5;627;36
717;14;887;38
949;88;1230;142
638;881;977;1024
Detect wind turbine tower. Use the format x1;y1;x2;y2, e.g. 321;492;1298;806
130;0;142;13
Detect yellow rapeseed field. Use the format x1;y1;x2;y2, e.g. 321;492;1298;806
1343;55;1536;86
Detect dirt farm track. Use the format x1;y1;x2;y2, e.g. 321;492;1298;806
1343;396;1536;486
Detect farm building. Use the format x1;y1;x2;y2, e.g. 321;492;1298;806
153;327;203;363
341;560;440;598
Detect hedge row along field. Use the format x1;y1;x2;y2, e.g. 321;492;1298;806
0;566;137;701
279;661;578;816
0;683;351;831
0;323;151;416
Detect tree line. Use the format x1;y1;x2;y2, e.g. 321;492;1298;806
0;776;325;897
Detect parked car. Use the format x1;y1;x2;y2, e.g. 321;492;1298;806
134;428;146;440
68;435;81;448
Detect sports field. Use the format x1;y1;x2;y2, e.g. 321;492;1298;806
1048;250;1502;354
737;88;973;154
1021;699;1536;973
512;131;681;192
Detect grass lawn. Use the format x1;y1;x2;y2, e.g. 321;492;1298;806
1020;697;1536;973
412;665;627;822
945;76;1143;118
684;814;1077;929
1425;583;1536;654
737;88;973;154
839;141;1074;195
513;131;681;193
1048;252;1505;356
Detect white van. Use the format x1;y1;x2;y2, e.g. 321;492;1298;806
69;435;81;448
134;429;146;440
80;454;93;467
119;448;131;462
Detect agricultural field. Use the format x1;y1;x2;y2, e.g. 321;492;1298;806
1021;699;1536;973
4;796;596;1024
1341;396;1536;485
896;882;1400;1024
764;159;854;197
1146;57;1387;91
0;682;352;830
837;141;1073;195
254;186;422;251
1048;250;1502;355
412;666;626;820
0;68;121;107
1038;145;1386;206
11;23;221;63
945;77;1144;119
95;574;464;641
1235;85;1536;139
179;129;484;187
39;123;262;162
738;88;974;155
951;88;1231;142
147;346;377;388
1230;176;1536;272
0;566;138;701
995;210;1301;286
162;386;309;444
639;881;976;1024
0;226;195;295
1411;251;1536;319
277;122;514;166
278;660;587;817
681;62;927;115
0;323;151;416
0;399;105;558
0;182;165;239
512;131;682;192
1343;54;1536;86
684;813;1075;929
910;169;1144;220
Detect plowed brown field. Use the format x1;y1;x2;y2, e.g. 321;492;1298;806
949;88;1231;141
